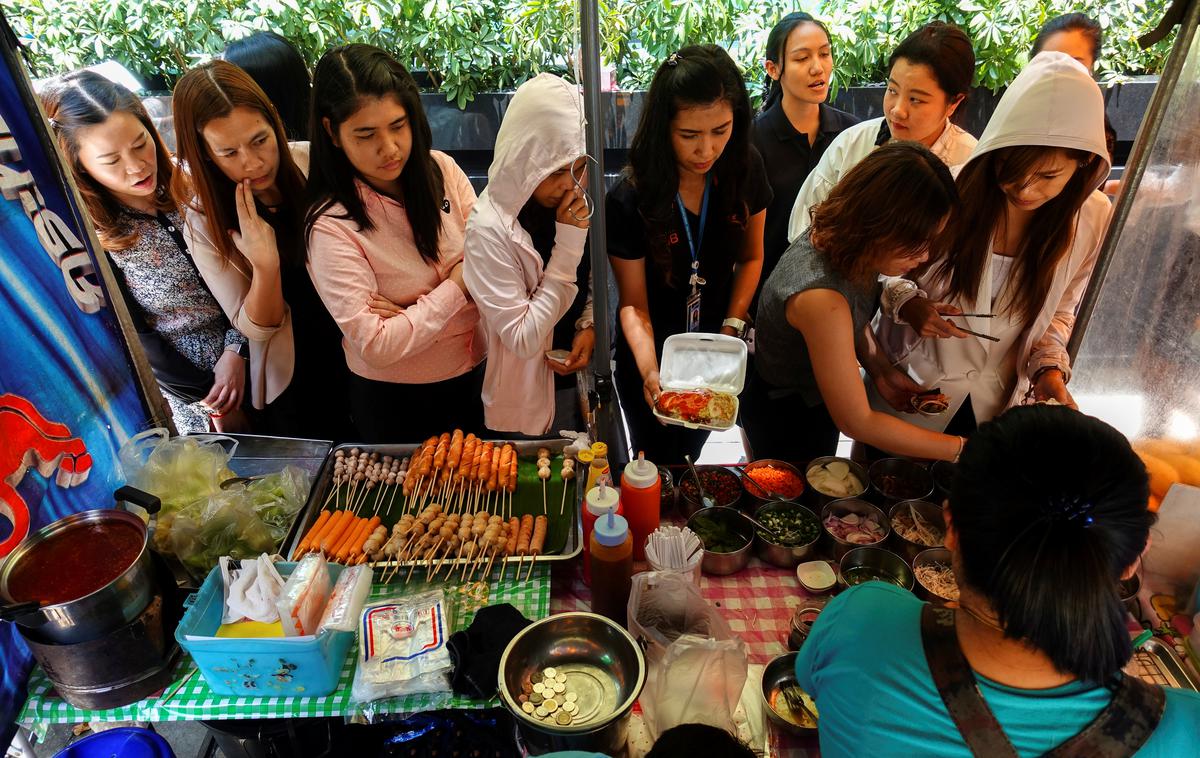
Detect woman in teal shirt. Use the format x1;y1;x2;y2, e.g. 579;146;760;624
796;405;1200;756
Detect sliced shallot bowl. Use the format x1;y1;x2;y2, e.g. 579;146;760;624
820;498;890;561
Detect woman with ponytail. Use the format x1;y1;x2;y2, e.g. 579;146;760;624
795;405;1199;756
753;12;857;290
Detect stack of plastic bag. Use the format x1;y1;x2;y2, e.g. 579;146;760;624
352;589;454;703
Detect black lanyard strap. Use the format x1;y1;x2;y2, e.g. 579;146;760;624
919;604;1164;758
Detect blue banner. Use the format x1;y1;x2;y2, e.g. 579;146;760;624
0;25;154;742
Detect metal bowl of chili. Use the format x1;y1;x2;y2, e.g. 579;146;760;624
679;466;743;516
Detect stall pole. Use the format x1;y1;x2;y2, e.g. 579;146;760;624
1067;0;1200;359
578;0;623;458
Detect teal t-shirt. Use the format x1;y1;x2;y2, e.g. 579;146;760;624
795;582;1200;757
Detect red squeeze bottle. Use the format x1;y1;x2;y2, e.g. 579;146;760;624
582;480;622;586
621;451;661;562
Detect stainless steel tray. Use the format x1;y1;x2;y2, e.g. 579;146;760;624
1125;637;1200;691
285;438;584;572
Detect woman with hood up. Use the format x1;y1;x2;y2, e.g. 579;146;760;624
463;73;594;436
869;51;1112;439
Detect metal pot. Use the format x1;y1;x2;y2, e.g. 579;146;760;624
802;456;869;510
820;498;890;561
867;458;934;506
686;507;754;575
753;501;820;568
499;612;645;754
888;500;946;563
0;487;161;644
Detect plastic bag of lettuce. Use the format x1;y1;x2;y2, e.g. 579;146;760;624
165;467;310;575
119;430;310;576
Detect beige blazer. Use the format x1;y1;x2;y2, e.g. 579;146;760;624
182;142;309;409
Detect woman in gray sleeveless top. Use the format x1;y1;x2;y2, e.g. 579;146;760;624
743;142;966;463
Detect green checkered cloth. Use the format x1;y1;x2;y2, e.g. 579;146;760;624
19;564;550;725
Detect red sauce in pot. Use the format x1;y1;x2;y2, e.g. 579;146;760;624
6;520;144;606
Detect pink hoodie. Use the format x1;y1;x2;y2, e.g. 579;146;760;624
463;74;590;434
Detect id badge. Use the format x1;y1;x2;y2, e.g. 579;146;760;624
686;289;702;333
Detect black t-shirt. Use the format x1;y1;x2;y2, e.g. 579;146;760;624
606;148;772;366
518;201;591;390
752;101;859;294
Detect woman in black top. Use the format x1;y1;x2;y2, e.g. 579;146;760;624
608;45;771;463
754;12;859;288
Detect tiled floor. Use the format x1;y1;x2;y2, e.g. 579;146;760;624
696;426;854;465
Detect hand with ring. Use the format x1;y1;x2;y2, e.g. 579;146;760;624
556;187;591;230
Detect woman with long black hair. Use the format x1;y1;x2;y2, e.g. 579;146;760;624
607;45;770;463
305;44;485;442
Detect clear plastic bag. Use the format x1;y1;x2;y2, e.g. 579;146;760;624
627;571;747;738
277;553;331;637
119;429;237;516
352;590;454;703
319;564;373;633
144;454;308;576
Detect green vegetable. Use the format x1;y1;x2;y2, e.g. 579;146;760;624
757;508;819;546
690;515;748;554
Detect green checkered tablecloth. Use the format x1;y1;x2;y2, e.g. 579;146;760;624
19;564;550;726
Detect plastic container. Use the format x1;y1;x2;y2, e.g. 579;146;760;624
652;333;747;431
585;442;611;493
582;481;623;585
621;452;661;562
589;511;632;626
176;561;355;697
53;728;175;758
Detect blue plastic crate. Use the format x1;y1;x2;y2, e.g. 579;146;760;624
175;561;354;697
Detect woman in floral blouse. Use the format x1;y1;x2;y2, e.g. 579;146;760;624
42;71;248;433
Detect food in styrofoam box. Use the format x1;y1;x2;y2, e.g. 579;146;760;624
654;333;747;430
351;590;454;702
318;564;373;633
276;553;331;637
655;389;737;427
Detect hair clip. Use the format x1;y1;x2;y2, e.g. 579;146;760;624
666;52;682;67
1045;495;1095;527
47;117;60;130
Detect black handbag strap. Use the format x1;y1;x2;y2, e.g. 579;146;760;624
920;604;1165;758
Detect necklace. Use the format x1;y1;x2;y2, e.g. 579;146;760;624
957;603;1004;633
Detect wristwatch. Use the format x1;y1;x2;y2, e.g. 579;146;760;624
722;317;748;338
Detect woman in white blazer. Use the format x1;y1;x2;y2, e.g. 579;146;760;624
869;51;1112;438
463;74;593;436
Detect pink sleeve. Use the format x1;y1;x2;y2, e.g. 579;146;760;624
306;216;469;369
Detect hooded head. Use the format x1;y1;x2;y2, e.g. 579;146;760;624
926;52;1111;325
963;51;1110;187
486;73;587;220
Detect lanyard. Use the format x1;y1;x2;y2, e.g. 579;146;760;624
676;174;711;293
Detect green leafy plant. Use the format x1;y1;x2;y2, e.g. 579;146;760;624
2;0;1175;106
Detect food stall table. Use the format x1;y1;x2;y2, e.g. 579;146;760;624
18;566;550;735
551;559;818;757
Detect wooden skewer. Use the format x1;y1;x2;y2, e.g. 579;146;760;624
524;553;538;582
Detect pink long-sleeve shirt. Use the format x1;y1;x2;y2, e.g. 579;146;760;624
306;151;485;383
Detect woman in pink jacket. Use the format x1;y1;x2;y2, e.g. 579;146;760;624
305;45;485;441
463;73;594;436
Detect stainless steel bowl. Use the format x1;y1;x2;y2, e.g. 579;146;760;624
686;506;754;575
888;500;946;563
930;460;956;504
803;456;869;510
868;458;935;506
741;459;806;508
912;547;957;604
820;498;890;561
753;502;820;568
838;546;914;592
499;612;645;753
761;651;818;736
679;466;743;516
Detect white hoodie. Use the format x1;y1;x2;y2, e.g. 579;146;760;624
873;52;1112;431
463;74;590;434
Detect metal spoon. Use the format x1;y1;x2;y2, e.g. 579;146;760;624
741;512;782;542
683;455;715;509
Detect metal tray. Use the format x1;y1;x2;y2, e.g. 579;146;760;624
285;438;584;572
1124;637;1200;691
